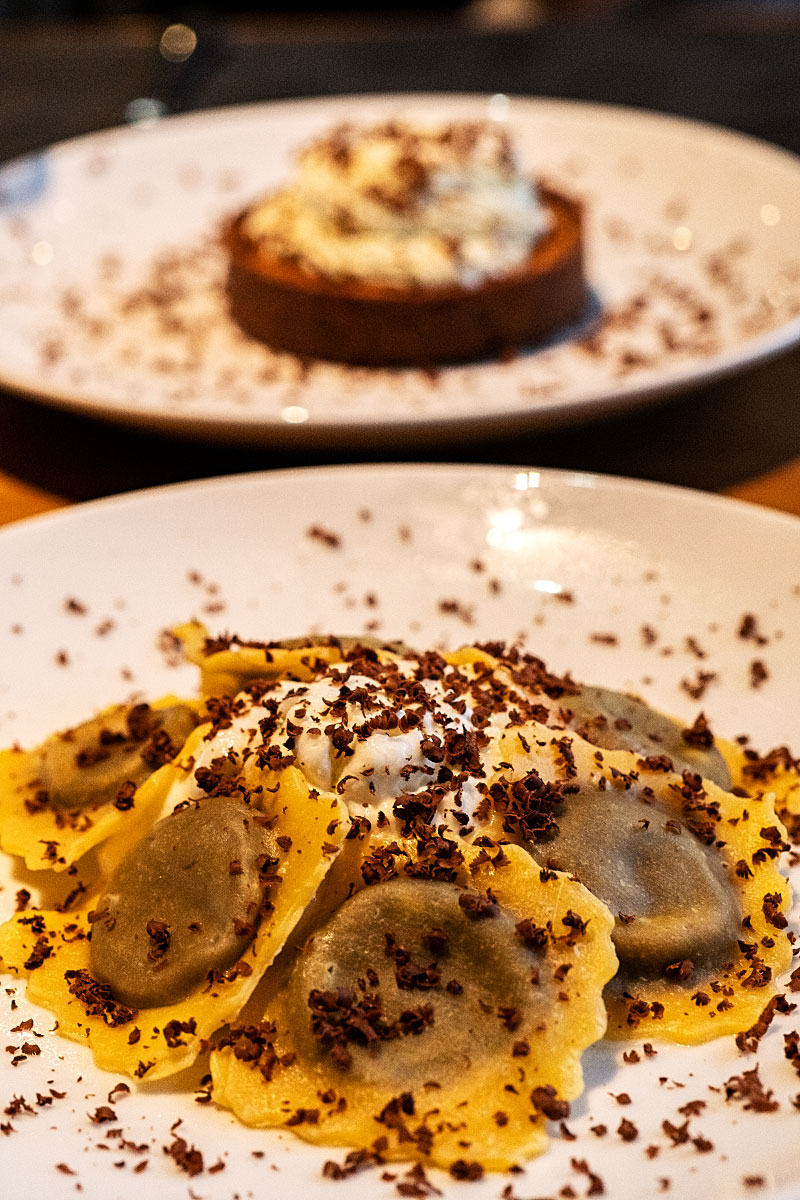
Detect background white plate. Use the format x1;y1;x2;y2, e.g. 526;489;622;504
1;94;800;446
1;463;800;1199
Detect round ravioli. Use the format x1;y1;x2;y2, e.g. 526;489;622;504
0;766;347;1079
0;696;202;872
449;645;732;786
1;630;795;1171
90;796;281;1008
488;721;793;1042
176;622;412;699
210;839;616;1171
552;685;732;789
532;783;740;975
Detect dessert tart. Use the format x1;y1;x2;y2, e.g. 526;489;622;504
226;120;588;366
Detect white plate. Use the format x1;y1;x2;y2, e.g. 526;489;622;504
1;94;800;447
1;463;800;1199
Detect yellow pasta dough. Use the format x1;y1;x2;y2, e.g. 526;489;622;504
720;737;800;839
0;767;346;1079
0;695;203;872
176;621;346;697
210;839;617;1170
487;720;793;1042
0;630;795;1176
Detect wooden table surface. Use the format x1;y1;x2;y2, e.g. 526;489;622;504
1;12;800;533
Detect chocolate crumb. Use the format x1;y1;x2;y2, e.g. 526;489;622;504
307;525;341;549
531;1085;570;1120
724;1065;779;1112
617;1118;638;1142
165;1135;204;1177
89;1106;116;1124
680;671;717;701
738;614;768;645
449;1161;484;1181
570;1157;605;1195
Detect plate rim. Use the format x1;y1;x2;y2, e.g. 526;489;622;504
5;90;800;176
2;461;800;549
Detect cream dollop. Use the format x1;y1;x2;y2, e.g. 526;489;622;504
161;653;537;836
242;120;550;288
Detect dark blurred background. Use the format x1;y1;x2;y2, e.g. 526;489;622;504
2;1;800;163
4;0;800;13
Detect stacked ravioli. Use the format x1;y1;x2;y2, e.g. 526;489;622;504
0;630;794;1171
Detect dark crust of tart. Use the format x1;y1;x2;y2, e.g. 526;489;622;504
224;188;588;367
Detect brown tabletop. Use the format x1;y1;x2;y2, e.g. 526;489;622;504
1;10;800;529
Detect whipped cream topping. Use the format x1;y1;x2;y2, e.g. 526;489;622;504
264;668;483;816
242;120;550;288
165;648;544;837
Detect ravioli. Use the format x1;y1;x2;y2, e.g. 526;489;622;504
449;644;732;787
487;721;793;1042
551;684;732;788
0;631;795;1172
176;622;413;699
210;839;617;1170
0;696;202;872
720;738;800;844
90;796;280;1008
0;767;346;1079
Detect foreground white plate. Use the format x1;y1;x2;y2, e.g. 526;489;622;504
1;463;799;1199
1;95;800;446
